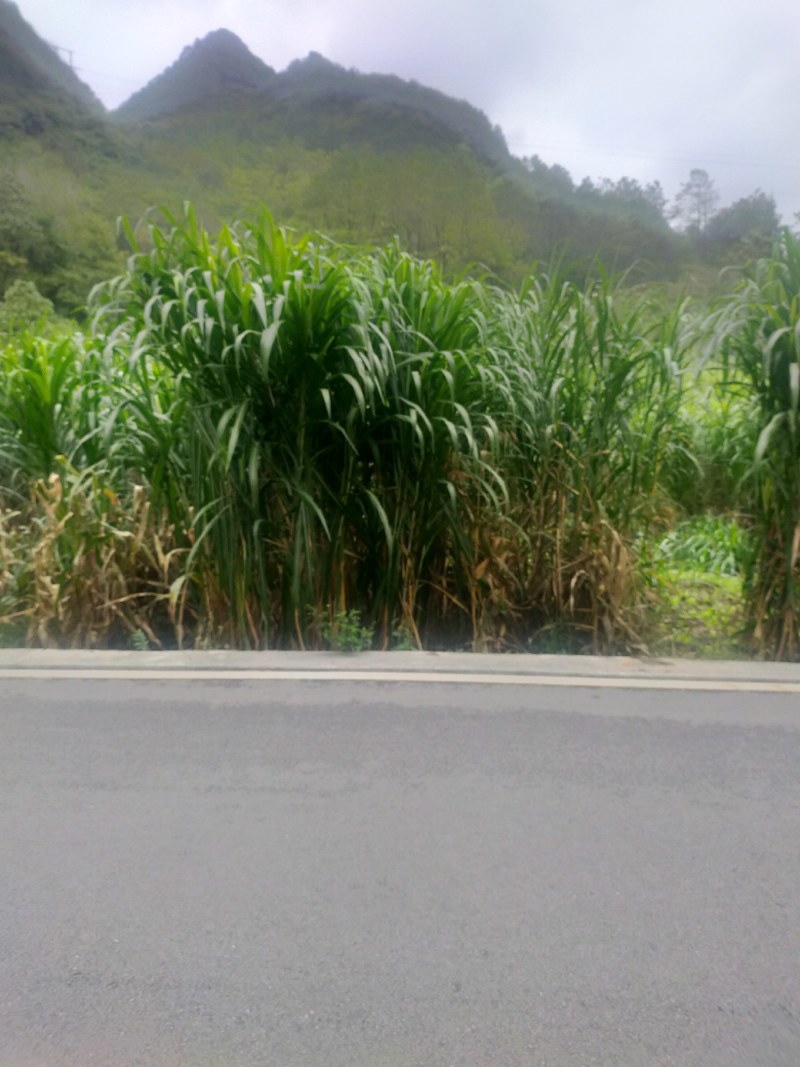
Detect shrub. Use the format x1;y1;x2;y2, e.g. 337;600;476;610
713;230;800;658
0;279;54;335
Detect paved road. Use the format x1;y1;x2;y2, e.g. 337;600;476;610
1;669;800;1066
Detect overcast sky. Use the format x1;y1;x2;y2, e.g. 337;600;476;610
17;0;800;221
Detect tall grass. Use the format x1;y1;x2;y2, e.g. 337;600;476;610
713;230;800;658
0;332;110;497
0;331;183;646
92;212;510;647
480;273;689;646
1;206;704;651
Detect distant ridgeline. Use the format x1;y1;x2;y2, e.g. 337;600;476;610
114;31;511;167
0;0;782;312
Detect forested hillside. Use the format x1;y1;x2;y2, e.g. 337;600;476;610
0;0;785;312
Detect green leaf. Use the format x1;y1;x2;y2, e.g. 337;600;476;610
755;411;787;463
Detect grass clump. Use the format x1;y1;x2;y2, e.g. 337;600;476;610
77;205;689;652
711;230;800;658
3;207;800;658
0;464;184;648
653;514;755;579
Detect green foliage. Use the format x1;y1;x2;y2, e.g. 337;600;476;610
479;268;690;647
659;365;759;518
75;207;693;651
513;162;682;282
0;331;110;496
4;206;800;660
712;229;800;657
644;568;746;659
653;515;754;578
0;172;67;281
0;278;53;334
672;168;719;234
320;609;373;652
577;176;669;230
129;627;150;651
705;191;780;260
303;147;508;275
391;624;418;651
0;162;120;314
1;1;789;303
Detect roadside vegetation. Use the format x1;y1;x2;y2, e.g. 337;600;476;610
1;209;799;658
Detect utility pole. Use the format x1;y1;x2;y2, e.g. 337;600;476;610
48;42;74;68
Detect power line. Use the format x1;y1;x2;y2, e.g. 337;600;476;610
30;43;800;177
46;41;74;68
73;65;141;87
506;140;800;172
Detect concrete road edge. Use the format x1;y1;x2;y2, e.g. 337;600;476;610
2;648;800;684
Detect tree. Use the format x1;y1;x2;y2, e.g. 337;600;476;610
643;180;668;220
0;172;67;278
671;168;719;234
523;156;574;199
705;190;780;257
0;249;27;293
594;176;669;228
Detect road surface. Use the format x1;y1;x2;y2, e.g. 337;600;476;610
1;655;799;1066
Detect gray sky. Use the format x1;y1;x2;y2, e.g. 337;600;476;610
17;0;800;221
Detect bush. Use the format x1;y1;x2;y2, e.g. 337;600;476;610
320;609;373;652
0;278;54;335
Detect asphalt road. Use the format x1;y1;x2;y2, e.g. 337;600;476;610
2;670;800;1066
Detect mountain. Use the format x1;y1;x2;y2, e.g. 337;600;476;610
0;0;104;133
0;1;124;308
266;52;510;166
115;29;276;123
113;34;510;168
0;9;690;312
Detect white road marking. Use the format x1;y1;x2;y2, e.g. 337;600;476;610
1;668;800;693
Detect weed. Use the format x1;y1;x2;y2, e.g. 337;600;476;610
644;567;747;659
129;628;150;652
653;514;754;578
321;609;373;653
391;624;418;651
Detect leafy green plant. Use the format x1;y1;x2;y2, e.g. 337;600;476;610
712;229;800;657
0;330;111;498
12;204;787;656
320;608;373;652
642;514;752;658
0;205;690;653
128;627;150;651
0;278;54;336
391;624;418;651
653;515;754;578
478;268;690;649
658;366;758;519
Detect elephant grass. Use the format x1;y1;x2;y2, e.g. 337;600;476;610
3;206;697;651
713;229;800;658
